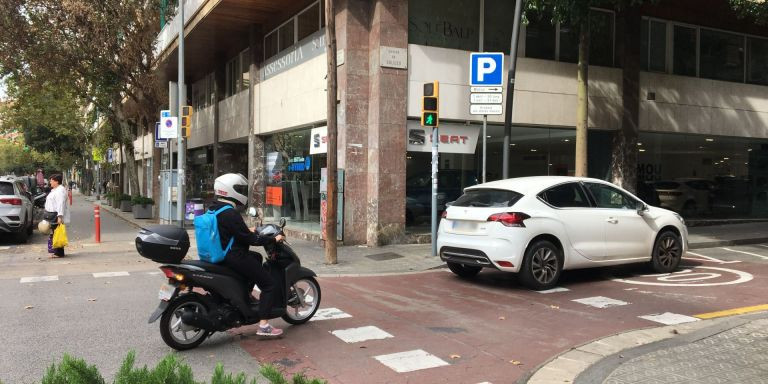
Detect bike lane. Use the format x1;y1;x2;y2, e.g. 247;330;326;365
237;258;768;384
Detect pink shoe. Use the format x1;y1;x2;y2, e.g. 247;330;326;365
257;324;283;337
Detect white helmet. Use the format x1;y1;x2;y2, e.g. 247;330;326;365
214;173;248;206
38;220;51;234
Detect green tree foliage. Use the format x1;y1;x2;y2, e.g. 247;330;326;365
730;0;768;22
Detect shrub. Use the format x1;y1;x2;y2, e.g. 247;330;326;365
104;192;114;200
131;195;154;206
120;194;132;202
41;354;105;384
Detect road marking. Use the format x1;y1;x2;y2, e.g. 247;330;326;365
374;349;449;373
639;312;700;325
536;287;570;294
310;307;352;321
20;275;59;283
0;246;11;250
720;247;768;260
331;326;394;343
572;296;629;309
685;251;740;264
694;304;768;319
93;272;130;278
612;266;753;287
81;243;100;247
147;271;162;275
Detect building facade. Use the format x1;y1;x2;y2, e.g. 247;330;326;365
146;0;768;245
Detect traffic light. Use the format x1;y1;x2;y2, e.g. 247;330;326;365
421;81;439;127
181;105;193;138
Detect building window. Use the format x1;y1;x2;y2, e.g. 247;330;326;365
641;19;667;72
225;56;239;97
263;1;323;61
240;49;251;91
264;31;278;59
524;10;556;60
297;2;320;42
408;0;480;51
483;0;515;53
278;19;296;52
747;37;768;85
589;9;614;67
700;28;744;83
673;25;697;77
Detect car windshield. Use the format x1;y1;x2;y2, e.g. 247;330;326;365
451;188;522;208
0;182;14;195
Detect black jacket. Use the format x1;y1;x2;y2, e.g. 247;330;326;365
209;202;274;257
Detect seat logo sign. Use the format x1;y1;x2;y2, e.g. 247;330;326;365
470;52;504;86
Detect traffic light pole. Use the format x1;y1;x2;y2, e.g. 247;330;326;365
176;0;186;228
431;127;439;257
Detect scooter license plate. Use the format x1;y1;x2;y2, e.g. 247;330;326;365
158;284;177;301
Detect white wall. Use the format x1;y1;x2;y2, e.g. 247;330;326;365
219;89;249;142
188;104;215;149
257;54;327;134
132;133;153;160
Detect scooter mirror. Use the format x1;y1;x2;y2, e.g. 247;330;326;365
247;207;258;218
279;217;287;228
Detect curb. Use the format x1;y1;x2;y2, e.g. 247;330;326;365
688;237;768;249
519;311;768;384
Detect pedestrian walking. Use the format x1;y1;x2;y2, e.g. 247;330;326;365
44;174;70;257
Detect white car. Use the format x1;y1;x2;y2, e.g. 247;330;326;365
0;176;35;243
437;176;688;290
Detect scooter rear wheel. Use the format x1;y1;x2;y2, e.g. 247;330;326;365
282;277;321;325
160;294;209;350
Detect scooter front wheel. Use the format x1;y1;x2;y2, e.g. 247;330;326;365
159;294;209;350
282;277;321;325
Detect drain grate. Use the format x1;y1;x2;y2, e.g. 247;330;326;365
365;252;404;261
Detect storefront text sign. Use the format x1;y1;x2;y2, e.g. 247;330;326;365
266;186;283;206
406;121;481;154
261;30;326;81
310;126;328;155
380;46;407;69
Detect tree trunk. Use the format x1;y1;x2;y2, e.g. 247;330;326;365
575;18;589;177
611;7;641;193
324;0;338;264
111;95;141;197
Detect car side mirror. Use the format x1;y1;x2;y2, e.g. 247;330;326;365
247;207;258;217
636;201;647;215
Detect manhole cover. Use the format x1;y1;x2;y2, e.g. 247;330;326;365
365;252;404;261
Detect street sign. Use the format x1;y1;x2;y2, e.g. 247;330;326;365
154;122;167;142
470;104;503;115
470;93;503;104
155;141;168;148
470;86;503;93
470;52;504;86
160;110;171;118
159;116;178;139
107;148;113;163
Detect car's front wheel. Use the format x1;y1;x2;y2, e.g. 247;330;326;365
447;262;482;278
650;230;682;273
520;240;562;290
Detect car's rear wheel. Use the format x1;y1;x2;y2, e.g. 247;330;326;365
447;262;482;278
14;224;29;244
650;230;682;273
520;240;562;290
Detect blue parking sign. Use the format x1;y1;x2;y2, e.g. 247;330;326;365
470;52;504;86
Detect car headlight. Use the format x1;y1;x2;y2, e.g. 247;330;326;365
673;213;685;225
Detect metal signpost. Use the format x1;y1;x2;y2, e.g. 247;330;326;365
421;82;439;256
177;0;186;228
470;53;504;183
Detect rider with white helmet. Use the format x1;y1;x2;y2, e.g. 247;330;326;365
210;173;285;336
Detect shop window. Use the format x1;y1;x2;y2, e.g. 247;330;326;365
278;19;296;52
524;10;556;60
408;0;480;51
673;25;697;77
298;2;320;42
483;0;515;54
700;29;744;83
747;37;768;85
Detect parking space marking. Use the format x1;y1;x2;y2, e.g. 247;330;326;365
720;247;768;260
695;304;768;320
20;275;59;283
639;312;700;325
331;326;394;343
310;307;352;321
572;296;630;309
92;271;130;278
373;349;449;373
537;287;570;294
685;251;741;264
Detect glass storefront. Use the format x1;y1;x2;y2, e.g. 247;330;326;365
264;127;327;233
187;146;214;201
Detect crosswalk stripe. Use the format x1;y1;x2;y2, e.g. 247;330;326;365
639;312;700;325
331;326;394;343
310;307;352;321
20;275;59;283
572;296;630;309
93;271;130;278
374;349;449;373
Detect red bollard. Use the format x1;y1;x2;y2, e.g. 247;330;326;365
68;189;73;205
94;205;101;243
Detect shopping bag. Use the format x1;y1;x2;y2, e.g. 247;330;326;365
52;224;69;248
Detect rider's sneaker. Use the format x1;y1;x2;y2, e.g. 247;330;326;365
257;324;283;337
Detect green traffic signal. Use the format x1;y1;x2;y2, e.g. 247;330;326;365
426;114;434;125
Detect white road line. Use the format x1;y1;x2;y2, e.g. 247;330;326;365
639;312;700;325
720;247;768;260
309;307;352;321
572;296;630;309
0;246;11;250
374;349;449;373
147;271;162;275
536;287;570;294
93;271;130;278
331;326;394;343
685;252;741;264
20;275;59;283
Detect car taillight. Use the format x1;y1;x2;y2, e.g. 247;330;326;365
487;212;530;227
0;198;22;205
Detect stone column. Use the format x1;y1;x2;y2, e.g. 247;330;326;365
365;0;408;245
249;24;266;216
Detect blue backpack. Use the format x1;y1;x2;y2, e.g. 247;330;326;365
194;205;234;264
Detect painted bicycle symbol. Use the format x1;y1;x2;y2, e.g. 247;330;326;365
612;266;753;287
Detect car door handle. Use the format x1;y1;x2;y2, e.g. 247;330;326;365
606;217;618;224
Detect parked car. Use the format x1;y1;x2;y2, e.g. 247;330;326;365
437;176;688;290
0;176;35;243
653;179;713;216
406;170;478;224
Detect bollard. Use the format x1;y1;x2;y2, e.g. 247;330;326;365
68;189;73;205
94;205;101;243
